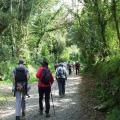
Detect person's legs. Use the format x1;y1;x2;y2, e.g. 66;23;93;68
61;79;65;96
38;88;44;112
77;68;79;75
76;68;77;75
45;87;51;116
26;84;31;97
15;91;22;118
69;69;70;75
78;68;80;74
21;92;26;116
70;68;72;74
58;80;62;96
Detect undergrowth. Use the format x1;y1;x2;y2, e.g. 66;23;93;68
84;56;120;120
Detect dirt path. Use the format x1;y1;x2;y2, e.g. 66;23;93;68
0;72;105;120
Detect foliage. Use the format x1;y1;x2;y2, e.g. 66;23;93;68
1;0;120;119
106;106;120;120
0;0;69;80
89;56;120;118
65;0;120;119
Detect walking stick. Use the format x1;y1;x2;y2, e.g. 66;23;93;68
50;90;55;115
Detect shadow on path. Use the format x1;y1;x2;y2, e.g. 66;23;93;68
0;72;105;120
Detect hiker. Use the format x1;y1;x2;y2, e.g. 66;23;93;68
56;63;67;97
72;61;75;71
75;61;80;75
12;60;30;120
36;59;54;118
54;63;58;70
67;62;72;75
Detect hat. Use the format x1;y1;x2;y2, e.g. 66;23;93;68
18;60;24;65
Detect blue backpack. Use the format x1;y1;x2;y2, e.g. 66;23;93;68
57;67;64;78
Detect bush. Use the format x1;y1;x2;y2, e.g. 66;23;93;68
87;56;120;120
106;106;120;120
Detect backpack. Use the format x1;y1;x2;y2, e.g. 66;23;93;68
76;63;80;68
57;67;64;78
15;67;27;82
41;68;51;85
14;67;28;94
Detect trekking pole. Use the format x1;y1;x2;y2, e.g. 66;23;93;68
50;90;55;115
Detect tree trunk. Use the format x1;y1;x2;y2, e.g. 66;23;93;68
93;0;108;58
112;0;120;46
10;0;15;57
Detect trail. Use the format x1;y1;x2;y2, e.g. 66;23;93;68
0;72;105;120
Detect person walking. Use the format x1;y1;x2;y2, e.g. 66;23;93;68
72;61;75;71
75;61;80;75
36;60;54;118
67;62;72;75
12;60;30;120
54;63;59;70
56;63;67;97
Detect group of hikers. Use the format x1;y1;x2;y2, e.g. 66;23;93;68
55;61;80;75
12;59;80;120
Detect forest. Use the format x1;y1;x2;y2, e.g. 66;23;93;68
0;0;120;120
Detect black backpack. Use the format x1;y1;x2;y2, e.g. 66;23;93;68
41;68;51;85
14;67;28;95
15;67;27;82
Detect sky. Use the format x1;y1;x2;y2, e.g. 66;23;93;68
61;0;84;21
52;0;84;22
53;0;84;13
61;0;84;11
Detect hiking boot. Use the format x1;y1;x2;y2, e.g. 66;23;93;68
60;94;64;98
16;116;20;120
46;113;50;118
26;94;30;98
39;110;43;115
22;111;25;116
62;94;65;97
39;109;43;115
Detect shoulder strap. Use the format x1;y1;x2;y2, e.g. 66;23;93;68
15;67;27;82
40;68;50;80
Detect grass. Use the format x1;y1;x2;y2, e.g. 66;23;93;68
106;106;120;120
0;79;12;85
0;89;13;108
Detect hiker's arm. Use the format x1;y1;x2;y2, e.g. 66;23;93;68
26;70;30;80
36;67;42;80
50;73;54;84
27;73;30;80
64;69;68;80
12;70;15;85
13;74;15;84
65;74;67;80
55;69;58;80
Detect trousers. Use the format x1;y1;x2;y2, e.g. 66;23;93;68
38;87;51;114
15;91;25;116
15;85;31;116
57;78;66;96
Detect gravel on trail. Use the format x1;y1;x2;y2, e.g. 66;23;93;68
0;72;105;120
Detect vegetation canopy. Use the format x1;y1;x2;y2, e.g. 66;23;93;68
1;0;120;119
